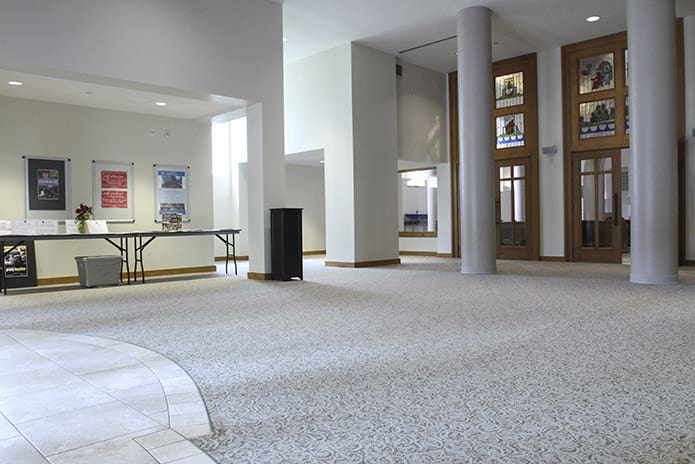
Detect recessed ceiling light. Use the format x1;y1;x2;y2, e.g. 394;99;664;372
8;81;23;86
586;15;600;22
283;37;288;43
155;101;167;106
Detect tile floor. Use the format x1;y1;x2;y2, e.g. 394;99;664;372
0;329;215;464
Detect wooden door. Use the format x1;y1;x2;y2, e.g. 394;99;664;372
496;158;533;259
572;151;622;263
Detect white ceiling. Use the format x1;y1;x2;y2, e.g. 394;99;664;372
3;1;692;116
282;0;695;73
0;69;245;120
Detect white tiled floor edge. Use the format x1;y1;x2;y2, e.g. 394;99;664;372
0;329;215;464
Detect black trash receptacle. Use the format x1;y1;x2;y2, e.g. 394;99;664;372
270;208;303;281
75;255;122;288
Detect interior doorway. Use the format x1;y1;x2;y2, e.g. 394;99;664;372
496;158;533;259
572;150;622;263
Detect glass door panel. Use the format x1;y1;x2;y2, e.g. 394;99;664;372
573;151;621;263
496;160;531;259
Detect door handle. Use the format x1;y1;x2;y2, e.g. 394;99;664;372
613;192;618;226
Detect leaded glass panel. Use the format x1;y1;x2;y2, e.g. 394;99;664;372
579;52;615;94
579;99;616;139
496;113;525;149
625;95;630;134
495;72;524;108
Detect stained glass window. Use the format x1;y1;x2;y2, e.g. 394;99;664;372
579;53;615;94
579;99;616;139
496;113;525;148
625;95;630;134
495;72;524;108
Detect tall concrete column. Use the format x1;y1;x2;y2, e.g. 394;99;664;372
457;6;496;274
628;0;678;284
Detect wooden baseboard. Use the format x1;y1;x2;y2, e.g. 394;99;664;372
143;265;217;278
215;255;249;262
37;265;217;287
325;258;401;268
247;272;272;280
215;251;324;262
540;256;567;262
37;276;80;286
303;250;326;256
399;252;454;258
399;251;438;256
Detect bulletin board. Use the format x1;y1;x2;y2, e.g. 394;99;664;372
92;160;135;223
153;164;190;223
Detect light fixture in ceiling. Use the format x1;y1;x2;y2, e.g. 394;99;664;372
586;15;601;22
8;81;23;86
155;101;167;106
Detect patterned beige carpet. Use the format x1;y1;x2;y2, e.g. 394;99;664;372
1;257;694;463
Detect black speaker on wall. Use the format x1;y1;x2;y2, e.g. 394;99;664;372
270;208;303;281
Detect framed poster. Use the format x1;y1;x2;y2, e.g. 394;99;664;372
153;164;190;223
2;240;37;289
24;156;71;220
92;160;135;223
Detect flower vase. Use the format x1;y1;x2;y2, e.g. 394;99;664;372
77;220;88;234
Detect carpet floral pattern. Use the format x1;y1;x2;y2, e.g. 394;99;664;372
1;258;694;463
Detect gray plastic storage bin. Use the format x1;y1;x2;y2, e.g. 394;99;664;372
75;255;122;288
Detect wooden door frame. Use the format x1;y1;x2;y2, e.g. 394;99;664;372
562;23;685;263
571;150;622;263
496;157;534;260
448;72;461;258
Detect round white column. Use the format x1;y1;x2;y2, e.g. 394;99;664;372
628;0;678;284
457;6;496;274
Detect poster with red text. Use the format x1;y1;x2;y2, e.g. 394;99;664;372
92;161;134;222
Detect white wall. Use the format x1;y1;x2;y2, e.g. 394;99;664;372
394;63;450;255
285;165;326;252
284;44;355;262
352;44;399;263
397;61;447;163
285;43;398;264
537;48;565;258
0;0;285;275
685;15;695;261
0;96;212;277
436;163;452;255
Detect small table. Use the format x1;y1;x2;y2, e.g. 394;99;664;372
1;228;241;294
132;229;241;283
1;232;133;295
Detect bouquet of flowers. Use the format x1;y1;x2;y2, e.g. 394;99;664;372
75;203;94;221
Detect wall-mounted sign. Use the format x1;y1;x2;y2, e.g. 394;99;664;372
154;164;190;223
92;161;135;223
24;156;71;220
